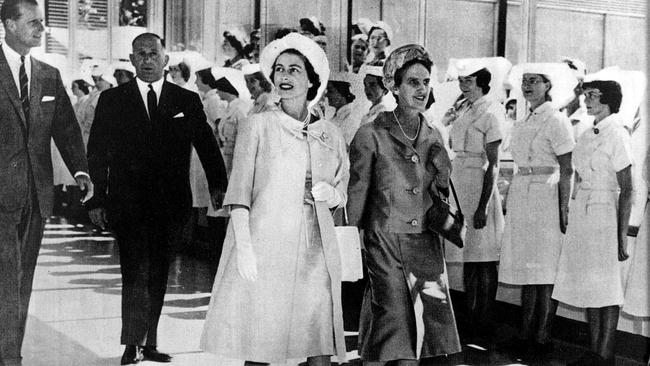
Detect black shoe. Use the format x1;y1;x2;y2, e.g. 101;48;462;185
142;346;172;363
120;345;143;365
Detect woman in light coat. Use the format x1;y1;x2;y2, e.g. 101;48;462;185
201;33;348;366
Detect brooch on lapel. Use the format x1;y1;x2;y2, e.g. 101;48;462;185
321;131;329;141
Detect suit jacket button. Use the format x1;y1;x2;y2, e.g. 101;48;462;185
10;161;17;168
412;187;420;194
411;155;420;163
410;219;418;226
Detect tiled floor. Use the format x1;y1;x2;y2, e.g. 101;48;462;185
19;218;646;366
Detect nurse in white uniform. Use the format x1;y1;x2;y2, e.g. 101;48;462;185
553;79;633;366
498;63;577;354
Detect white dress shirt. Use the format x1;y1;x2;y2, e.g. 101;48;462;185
2;42;31;95
135;77;164;117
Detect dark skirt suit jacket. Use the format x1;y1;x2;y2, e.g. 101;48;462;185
347;111;461;360
85;79;227;226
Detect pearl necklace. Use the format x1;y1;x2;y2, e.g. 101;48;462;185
392;111;421;141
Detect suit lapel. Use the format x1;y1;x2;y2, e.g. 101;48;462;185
385;112;418;153
29;57;43;125
157;81;174;119
0;48;27;127
127;79;151;123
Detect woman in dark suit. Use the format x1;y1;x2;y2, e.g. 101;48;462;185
347;44;461;366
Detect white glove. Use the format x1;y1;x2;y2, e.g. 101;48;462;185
311;181;342;208
231;207;257;282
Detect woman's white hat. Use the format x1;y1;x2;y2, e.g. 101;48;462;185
371;20;393;43
446;57;513;102
210;66;251;100
507;62;578;108
260;32;330;109
241;63;261;75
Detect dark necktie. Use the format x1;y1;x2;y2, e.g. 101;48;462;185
19;55;29;122
147;83;157;122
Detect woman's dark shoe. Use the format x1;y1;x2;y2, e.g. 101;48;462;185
120;345;143;365
142;346;172;363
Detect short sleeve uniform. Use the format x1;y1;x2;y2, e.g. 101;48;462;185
445;96;505;262
553;114;633;307
499;102;575;285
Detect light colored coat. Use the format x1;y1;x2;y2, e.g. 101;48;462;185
201;110;349;364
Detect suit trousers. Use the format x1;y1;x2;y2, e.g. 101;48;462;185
114;214;186;346
0;182;43;363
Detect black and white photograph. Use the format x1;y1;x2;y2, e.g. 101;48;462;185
0;0;647;365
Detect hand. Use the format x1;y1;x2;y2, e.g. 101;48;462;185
618;236;629;261
75;174;94;203
473;207;487;229
210;189;225;211
311;181;341;208
559;206;568;234
441;107;457;126
236;244;258;282
88;207;108;230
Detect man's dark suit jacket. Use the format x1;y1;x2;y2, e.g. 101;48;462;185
0;50;87;217
85;79;227;225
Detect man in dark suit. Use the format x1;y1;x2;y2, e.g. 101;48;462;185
0;1;93;365
85;33;227;365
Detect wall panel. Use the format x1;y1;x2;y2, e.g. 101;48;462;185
535;8;604;68
424;0;497;81
604;15;646;70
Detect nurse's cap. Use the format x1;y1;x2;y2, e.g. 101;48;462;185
447;59;487;79
561;56;587;79
370;20;394;43
112;60;135;74
509;62;578;108
241;63;261;76
210;66;251;100
98;66;118;86
359;65;384;78
447;57;513;101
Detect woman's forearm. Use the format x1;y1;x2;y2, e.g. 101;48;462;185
617;166;633;242
557;152;574;210
477;141;501;212
230;206;252;248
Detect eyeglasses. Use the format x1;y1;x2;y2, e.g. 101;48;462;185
583;90;603;100
521;78;546;86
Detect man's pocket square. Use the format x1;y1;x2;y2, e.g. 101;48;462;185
41;96;55;102
173;112;185;118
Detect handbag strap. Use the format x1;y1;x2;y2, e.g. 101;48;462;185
448;178;462;215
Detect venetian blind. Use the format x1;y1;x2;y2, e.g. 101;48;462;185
538;0;646;16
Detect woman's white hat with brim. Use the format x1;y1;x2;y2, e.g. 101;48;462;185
210;66;251;101
241;63;261;75
507;62;578;109
260;32;330;109
372;20;393;43
584;66;646;130
446;57;513;102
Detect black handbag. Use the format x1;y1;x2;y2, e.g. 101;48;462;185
426;179;467;248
